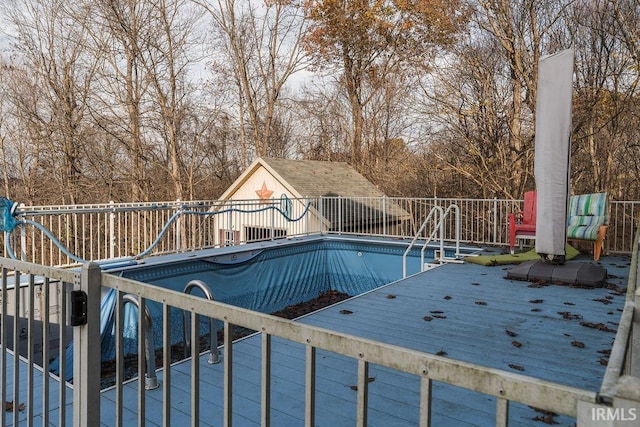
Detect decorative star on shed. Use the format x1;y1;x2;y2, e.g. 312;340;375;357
255;182;273;204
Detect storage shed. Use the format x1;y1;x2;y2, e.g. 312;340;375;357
213;157;410;245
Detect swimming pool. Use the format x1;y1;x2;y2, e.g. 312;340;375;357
100;235;469;360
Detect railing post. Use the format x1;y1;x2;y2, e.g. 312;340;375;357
176;199;182;253
304;198;309;235
228;200;234;244
496;398;509;427
109;201;116;259
318;196;324;234
338;195;343;235
632;285;640;377
20;222;26;262
271;199;275;241
383;196;387;236
74;262;101;427
493;197;498;245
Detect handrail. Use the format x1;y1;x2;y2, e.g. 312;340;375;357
598;222;640;402
183;280;221;364
403;204;463;278
402;206;442;278
122;294;159;390
425;204;462;264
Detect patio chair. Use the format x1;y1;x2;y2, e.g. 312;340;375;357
509;191;537;254
567;192;609;261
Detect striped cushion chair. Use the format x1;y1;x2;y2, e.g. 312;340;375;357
567;192;609;261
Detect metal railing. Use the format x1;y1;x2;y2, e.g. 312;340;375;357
598;225;640;402
1;237;639;425
402;206;442;278
402;204;464;278
183;279;220;365
2;196;639;267
122;294;159;390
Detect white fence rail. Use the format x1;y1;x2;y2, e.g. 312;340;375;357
3;255;637;426
1;197;639;266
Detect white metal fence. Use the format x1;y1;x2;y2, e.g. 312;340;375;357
2;197;639;266
1;251;637;426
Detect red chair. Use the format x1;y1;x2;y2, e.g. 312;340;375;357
509;191;537;254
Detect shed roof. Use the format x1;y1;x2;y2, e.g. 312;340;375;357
260;158;385;198
219;157;410;229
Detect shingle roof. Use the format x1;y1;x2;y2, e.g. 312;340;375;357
261;158;385;198
260;158;410;229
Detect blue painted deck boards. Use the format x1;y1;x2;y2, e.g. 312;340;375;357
0;351;74;426
101;254;630;426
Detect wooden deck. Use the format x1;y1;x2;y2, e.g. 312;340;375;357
100;251;630;426
0;350;73;426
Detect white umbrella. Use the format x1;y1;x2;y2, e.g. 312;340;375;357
534;49;574;263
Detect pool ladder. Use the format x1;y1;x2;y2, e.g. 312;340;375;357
402;204;464;278
183;280;221;364
122;294;160;390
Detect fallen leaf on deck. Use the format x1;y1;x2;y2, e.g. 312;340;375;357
580;322;616;333
5;401;25;412
558;311;582;320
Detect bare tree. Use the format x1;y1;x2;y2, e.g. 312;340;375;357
303;0;468;168
566;0;640;197
610;0;640;67
198;0;311;164
3;0;97;204
419;33;532;198
137;0;205;200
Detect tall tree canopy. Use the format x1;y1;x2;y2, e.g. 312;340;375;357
303;0;469;167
